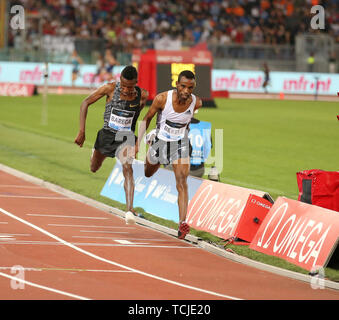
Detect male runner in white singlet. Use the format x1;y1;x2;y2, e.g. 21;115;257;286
74;65;148;218
136;70;202;239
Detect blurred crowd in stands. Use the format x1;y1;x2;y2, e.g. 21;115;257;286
8;0;339;55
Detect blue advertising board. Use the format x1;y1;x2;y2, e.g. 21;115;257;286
100;160;203;223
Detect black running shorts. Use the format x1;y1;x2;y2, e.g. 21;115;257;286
148;136;191;165
94;128;136;158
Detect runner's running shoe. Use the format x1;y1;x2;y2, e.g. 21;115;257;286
125;211;136;225
178;221;190;239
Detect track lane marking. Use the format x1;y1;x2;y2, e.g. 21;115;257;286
0;185;45;189
48;224;132;229
72;236;169;241
27;214;108;220
0;267;134;273
0;207;242;300
0;240;197;248
0;271;90;300
0;195;72;200
79;230;128;234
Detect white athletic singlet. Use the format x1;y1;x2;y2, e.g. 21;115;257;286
156;90;196;142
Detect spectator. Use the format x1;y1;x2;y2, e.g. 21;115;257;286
307;52;315;72
70;49;83;86
7;0;339;58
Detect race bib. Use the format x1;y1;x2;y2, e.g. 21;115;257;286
109;108;135;131
159;120;187;141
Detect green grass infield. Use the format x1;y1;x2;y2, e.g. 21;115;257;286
0;93;338;282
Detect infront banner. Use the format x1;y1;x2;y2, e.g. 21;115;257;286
250;197;339;271
101;160;203;223
1;60;339;96
212;70;339;96
0;61;124;87
186;180;272;240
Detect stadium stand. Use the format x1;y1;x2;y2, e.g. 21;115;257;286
4;0;339;71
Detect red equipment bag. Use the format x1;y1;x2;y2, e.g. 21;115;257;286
296;169;339;212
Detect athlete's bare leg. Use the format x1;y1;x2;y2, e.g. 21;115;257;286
90;149;106;173
144;150;161;178
117;145;136;213
122;162;135;212
172;157;190;223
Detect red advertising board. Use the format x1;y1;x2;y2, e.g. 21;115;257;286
134;49;213;103
235;194;272;243
250;197;339;271
0;83;35;96
186;180;271;240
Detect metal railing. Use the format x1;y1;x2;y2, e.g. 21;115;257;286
1;36;337;73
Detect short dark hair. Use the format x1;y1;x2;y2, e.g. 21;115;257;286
178;70;195;82
121;65;138;80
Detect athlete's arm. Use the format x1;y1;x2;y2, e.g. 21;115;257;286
74;83;115;147
194;96;202;113
139;89;149;111
135;92;165;155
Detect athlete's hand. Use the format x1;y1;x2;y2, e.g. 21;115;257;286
74;131;85;147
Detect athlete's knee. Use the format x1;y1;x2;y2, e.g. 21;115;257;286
176;176;188;192
144;167;153;178
144;164;158;178
90;149;105;173
122;164;133;178
90;163;99;173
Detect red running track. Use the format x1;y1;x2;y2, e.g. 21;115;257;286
0;169;338;300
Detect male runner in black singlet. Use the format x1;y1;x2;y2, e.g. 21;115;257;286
74;65;148;216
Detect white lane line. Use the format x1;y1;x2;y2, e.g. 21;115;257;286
0;271;90;300
0;185;44;189
0;235;15;241
0;233;31;237
0;267;134;273
79;230;128;234
0;240;193;248
114;240;149;245
27;214;108;220
48;224;131;229
0;194;72;200
0;222;9;224
0;206;242;300
0;195;72;200
72;236;168;241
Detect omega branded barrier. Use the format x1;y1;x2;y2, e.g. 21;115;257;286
250;197;339;272
101;160;339;271
186;181;273;242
